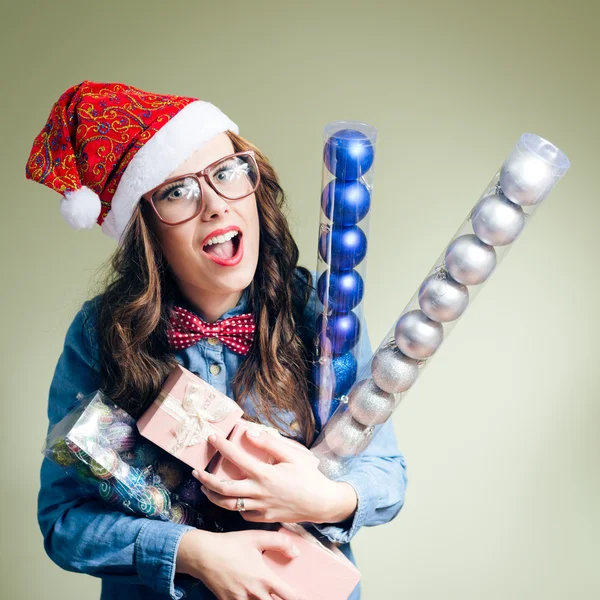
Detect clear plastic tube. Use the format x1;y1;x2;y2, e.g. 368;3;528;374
309;133;570;479
310;121;378;431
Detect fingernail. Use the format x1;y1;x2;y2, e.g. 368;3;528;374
192;470;198;478
291;545;300;557
247;429;261;438
200;485;207;493
208;434;217;442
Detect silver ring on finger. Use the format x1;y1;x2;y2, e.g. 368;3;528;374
236;497;246;511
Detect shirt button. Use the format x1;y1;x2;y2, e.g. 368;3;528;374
207;337;219;346
209;364;222;375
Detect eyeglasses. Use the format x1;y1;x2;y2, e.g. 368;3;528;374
141;150;260;226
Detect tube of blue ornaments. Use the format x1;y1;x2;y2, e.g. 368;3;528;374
310;121;377;433
310;133;570;480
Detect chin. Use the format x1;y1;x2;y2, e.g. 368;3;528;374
211;267;255;293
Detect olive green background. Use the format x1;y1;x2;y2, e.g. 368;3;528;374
1;0;598;598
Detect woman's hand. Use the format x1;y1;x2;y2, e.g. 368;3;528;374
192;430;358;524
176;528;306;600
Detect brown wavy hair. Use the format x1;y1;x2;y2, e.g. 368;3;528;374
94;130;316;445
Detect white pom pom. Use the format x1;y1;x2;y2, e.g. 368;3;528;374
60;186;102;230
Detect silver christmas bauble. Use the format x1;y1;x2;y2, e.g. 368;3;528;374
444;234;496;285
322;409;374;458
371;345;419;393
471;193;525;246
315;451;350;480
418;272;469;322
394;310;443;360
499;153;554;206
347;378;396;426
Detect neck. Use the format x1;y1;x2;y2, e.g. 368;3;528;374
175;280;244;322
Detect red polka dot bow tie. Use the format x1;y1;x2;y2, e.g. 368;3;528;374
167;306;256;355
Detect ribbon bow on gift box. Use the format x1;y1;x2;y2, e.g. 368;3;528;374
156;382;238;456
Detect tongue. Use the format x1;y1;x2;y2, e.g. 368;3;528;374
204;239;235;260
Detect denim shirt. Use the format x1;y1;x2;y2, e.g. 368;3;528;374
38;270;408;600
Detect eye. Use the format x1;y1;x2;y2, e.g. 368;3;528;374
155;178;200;202
213;159;251;183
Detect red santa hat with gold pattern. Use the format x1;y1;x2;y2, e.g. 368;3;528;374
25;80;239;242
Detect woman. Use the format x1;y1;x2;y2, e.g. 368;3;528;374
28;81;407;600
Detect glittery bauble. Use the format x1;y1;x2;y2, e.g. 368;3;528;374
129;443;160;469
89;402;114;428
99;480;121;504
347;378;396;426
155;485;172;513
75;461;96;483
316;452;350;480
111;407;137;427
371;344;420;393
331;352;358;397
418;272;469;322
471;193;525;246
316;312;361;356
105;422;138;453
90;448;119;479
156;460;186;491
499;153;554;206
312;351;358;400
137;489;158;516
120;464;147;490
444;234;497;285
324;129;375;180
321;179;371;225
139;485;171;516
319;225;367;270
322;410;374;458
394;310;443;360
176;476;203;505
317;269;364;313
169;502;196;525
65;439;90;461
50;438;79;466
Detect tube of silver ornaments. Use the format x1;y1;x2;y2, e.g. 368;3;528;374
310;133;570;479
311;121;377;432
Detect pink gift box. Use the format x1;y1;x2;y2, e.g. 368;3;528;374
208;418;319;480
263;523;361;600
137;364;243;472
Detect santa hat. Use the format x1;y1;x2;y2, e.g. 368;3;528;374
25;80;239;242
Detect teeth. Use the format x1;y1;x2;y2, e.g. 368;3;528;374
205;230;239;246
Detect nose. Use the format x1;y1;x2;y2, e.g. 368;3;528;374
199;178;230;221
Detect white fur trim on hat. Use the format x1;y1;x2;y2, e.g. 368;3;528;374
60;186;102;230
101;100;239;243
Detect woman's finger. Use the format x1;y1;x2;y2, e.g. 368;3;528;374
201;486;261;512
269;576;306;600
206;432;266;478
244;429;306;464
193;469;259;498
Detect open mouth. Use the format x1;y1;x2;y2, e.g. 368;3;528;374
202;229;244;266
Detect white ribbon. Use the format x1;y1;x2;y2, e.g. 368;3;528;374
153;382;238;456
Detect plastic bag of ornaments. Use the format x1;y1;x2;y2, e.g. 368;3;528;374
42;389;209;528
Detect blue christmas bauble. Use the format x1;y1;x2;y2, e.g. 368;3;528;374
316;312;361;356
324;129;375;180
321;179;371;226
312;351;358;399
317;269;364;312
319;225;367;270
